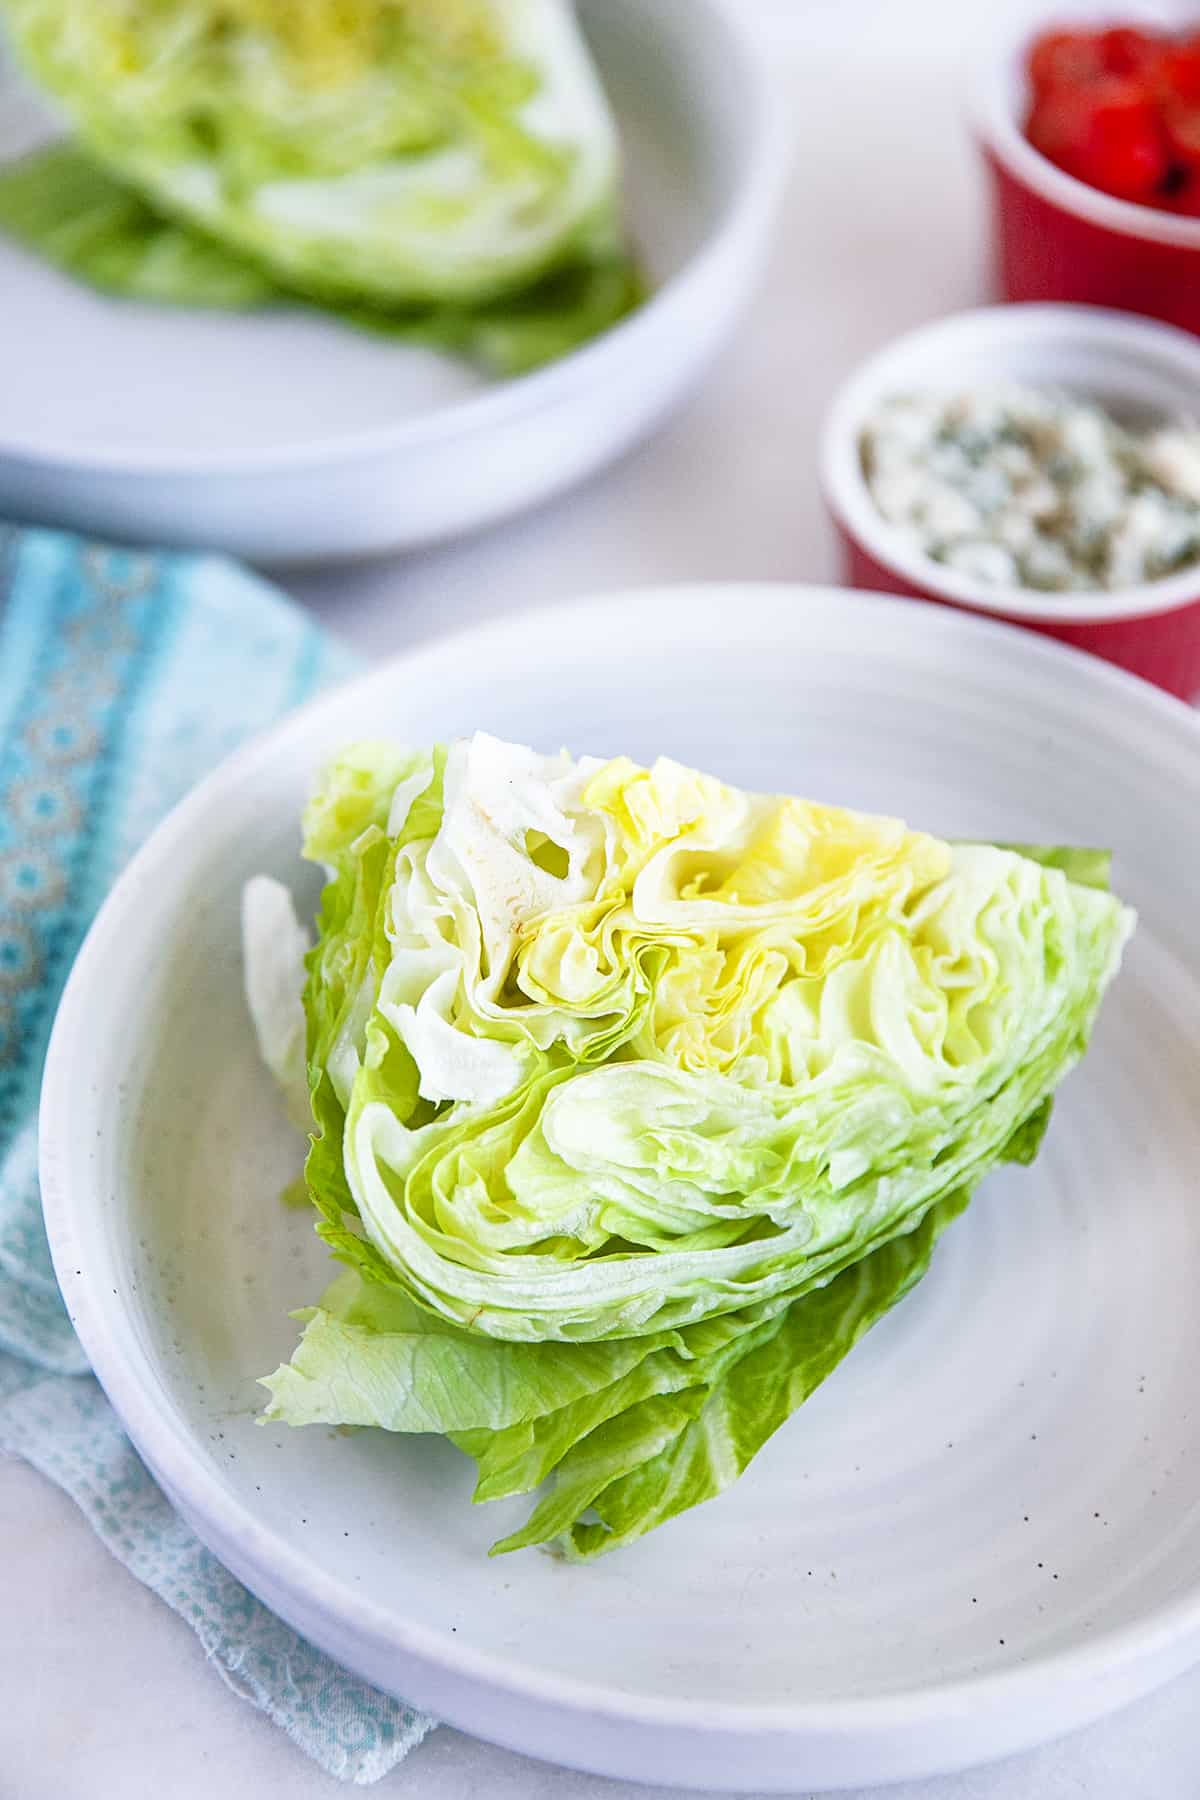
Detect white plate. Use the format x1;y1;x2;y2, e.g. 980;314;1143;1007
41;586;1200;1791
0;0;782;561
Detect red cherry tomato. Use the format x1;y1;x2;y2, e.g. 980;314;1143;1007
1028;28;1105;92
1030;76;1170;202
1164;102;1200;174
1027;85;1097;167
1159;39;1200;106
1097;25;1162;78
1080;83;1171;200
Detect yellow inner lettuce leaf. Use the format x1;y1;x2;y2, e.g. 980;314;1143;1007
162;0;503;85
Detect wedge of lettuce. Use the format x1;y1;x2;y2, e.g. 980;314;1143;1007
248;733;1134;1558
1;0;627;307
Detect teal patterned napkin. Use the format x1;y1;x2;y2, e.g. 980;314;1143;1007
0;527;436;1783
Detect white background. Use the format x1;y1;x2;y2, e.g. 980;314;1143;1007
8;2;1200;1795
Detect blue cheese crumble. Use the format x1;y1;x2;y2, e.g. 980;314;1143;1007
860;387;1200;592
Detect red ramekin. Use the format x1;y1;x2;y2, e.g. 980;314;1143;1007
973;1;1200;333
819;305;1200;700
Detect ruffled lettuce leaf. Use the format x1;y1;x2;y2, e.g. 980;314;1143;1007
249;733;1134;1556
979;843;1112;893
297;735;1133;1344
0;142;643;375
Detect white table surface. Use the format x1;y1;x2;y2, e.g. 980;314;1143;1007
7;3;1200;1796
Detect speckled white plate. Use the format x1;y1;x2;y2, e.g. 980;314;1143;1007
40;587;1200;1790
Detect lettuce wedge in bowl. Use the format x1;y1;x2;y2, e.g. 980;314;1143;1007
1;0;625;305
246;733;1133;1559
0;0;644;372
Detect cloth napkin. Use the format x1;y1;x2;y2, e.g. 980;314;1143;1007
0;525;436;1784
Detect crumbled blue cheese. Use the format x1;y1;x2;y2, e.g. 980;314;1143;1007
860;387;1200;591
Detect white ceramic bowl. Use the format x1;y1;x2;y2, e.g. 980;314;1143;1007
0;0;783;562
820;303;1200;697
41;585;1200;1791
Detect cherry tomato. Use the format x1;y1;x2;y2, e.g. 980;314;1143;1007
1164;102;1200;174
1081;83;1171;199
1159;38;1200;106
1028;28;1105;92
1097;25;1162;78
1030;77;1170;201
1027;85;1096;167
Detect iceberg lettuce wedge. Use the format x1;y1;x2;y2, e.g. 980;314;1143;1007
251;733;1134;1557
1;0;626;307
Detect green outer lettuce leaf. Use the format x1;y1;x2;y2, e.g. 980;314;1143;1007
263;1184;972;1558
497;1186;972;1559
346;254;645;377
0;143;277;305
0;144;644;376
455;1092;1050;1515
261;1271;686;1435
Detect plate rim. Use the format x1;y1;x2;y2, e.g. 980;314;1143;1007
39;583;1200;1752
0;0;785;476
